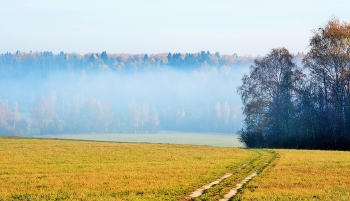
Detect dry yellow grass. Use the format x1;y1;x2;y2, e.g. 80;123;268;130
4;137;347;200
0;137;255;200
236;149;350;201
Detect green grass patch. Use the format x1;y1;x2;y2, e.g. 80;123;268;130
40;132;244;147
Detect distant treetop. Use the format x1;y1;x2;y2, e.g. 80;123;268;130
0;51;262;78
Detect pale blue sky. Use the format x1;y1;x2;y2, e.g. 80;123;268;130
1;0;350;56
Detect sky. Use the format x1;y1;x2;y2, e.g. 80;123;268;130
1;0;350;56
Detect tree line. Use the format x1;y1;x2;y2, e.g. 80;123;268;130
0;50;253;79
238;18;350;150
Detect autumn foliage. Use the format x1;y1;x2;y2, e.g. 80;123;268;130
238;18;350;150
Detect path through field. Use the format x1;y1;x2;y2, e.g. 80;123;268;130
182;149;277;201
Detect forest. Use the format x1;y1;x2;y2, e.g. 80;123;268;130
238;18;350;150
0;49;259;136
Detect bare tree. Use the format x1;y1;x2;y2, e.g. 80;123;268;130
215;102;222;130
31;97;58;134
140;103;149;132
238;47;303;148
128;101;141;132
222;101;230;131
150;107;160;132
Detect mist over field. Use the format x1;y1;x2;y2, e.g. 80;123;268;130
3;65;247;112
0;52;255;136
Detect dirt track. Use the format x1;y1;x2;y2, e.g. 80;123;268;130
182;149;276;201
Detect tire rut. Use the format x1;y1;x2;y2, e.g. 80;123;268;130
181;149;276;201
219;150;276;201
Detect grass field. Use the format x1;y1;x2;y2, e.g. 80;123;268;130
1;137;349;200
0;137;253;201
236;149;350;201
